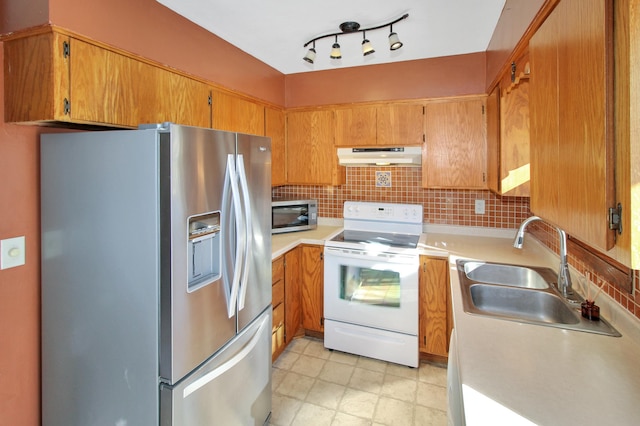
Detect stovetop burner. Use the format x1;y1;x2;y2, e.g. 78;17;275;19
331;230;419;249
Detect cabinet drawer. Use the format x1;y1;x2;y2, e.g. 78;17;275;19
273;303;284;332
272;279;284;306
272;257;284;284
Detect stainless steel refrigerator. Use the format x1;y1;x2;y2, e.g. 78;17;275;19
40;123;272;425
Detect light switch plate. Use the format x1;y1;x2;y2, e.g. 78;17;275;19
475;199;486;215
1;236;26;270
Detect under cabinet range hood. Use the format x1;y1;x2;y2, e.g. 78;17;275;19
337;147;422;166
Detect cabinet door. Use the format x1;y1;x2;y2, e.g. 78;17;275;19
156;73;212;128
266;106;286;187
4;31;70;123
486;86;501;194
377;103;424;146
499;81;531;197
423;98;487;188
71;38;157;127
212;90;265;135
418;256;450;358
334;106;377;146
284;247;301;343
530;0;615;252
487;82;531;197
287;110;343;185
300;245;324;333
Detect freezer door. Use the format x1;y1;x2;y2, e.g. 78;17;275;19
160;309;272;426
161;125;238;384
235;133;272;331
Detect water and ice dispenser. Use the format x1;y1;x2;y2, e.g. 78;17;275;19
187;212;221;292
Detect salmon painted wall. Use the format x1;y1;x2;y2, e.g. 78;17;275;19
0;46;42;425
485;0;547;88
46;0;285;105
284;52;487;108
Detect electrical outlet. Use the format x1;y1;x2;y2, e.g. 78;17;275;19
475;199;486;215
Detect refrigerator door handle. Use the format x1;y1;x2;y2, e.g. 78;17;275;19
223;154;243;318
236;154;252;311
181;312;269;398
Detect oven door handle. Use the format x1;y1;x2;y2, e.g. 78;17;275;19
324;246;418;263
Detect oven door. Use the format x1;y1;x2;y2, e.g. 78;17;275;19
323;246;419;335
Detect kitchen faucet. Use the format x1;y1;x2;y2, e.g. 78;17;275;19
513;216;573;297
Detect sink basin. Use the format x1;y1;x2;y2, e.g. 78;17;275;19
456;259;621;337
463;261;550;289
469;284;579;325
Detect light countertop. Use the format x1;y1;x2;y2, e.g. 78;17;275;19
271;226;640;425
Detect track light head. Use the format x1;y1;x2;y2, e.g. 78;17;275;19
362;31;375;56
330;36;342;59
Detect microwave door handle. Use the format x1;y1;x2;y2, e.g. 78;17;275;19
236;155;252;311
224;154;243;318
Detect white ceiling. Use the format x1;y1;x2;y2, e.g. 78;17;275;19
155;0;506;75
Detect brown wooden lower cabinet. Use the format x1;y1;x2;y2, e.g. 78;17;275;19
300;244;324;334
419;255;452;361
271;256;286;361
271;246;304;361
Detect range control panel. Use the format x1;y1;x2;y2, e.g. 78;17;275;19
343;201;423;224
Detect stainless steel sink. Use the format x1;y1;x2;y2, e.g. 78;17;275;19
469;284;579;325
456;259;621;337
463;261;550;289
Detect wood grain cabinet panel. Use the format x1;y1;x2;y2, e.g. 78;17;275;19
529;0;615;252
487;80;531;197
418;256;451;359
286;109;344;186
212;90;264;135
335;106;377;146
284;247;302;344
423;97;487;189
3;28;212;128
266;106;287;187
300;245;324;333
377;103;424;146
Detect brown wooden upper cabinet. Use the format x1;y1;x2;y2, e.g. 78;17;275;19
486;57;531;198
265;106;286;187
286;109;345;186
529;0;615;253
212;90;265;135
422;97;487;189
334;103;424;147
3;28;211;128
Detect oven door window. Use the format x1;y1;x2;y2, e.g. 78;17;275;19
340;266;401;308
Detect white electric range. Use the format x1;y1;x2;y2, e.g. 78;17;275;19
323;201;423;367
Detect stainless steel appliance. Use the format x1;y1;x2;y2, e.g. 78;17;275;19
324;201;423;368
271;198;318;234
40;123;272;425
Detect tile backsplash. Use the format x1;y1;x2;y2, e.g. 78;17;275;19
272;166;531;228
272;165;640;322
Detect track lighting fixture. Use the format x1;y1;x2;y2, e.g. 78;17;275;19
330;36;342;59
362;31;375;56
303;41;317;63
303;13;408;64
388;24;403;50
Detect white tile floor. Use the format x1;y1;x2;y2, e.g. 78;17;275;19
270;337;448;426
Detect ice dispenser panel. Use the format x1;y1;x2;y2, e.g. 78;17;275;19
187;212;221;292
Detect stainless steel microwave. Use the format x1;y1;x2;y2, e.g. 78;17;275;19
271;199;318;234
